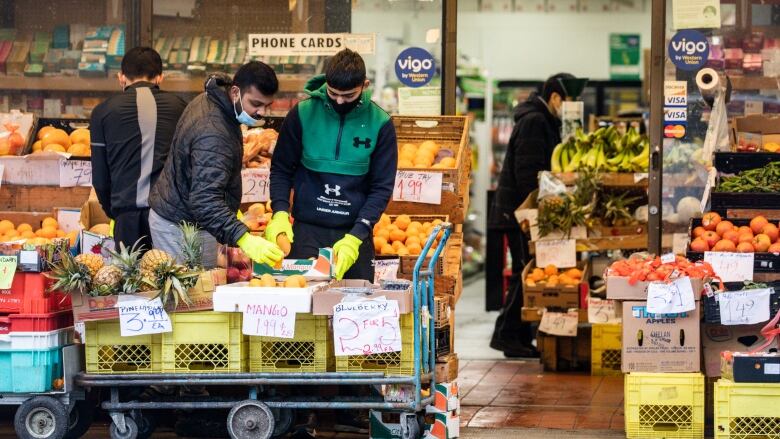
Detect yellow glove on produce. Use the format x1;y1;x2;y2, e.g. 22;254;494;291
237;233;283;267
333;234;361;280
236;210;244;221
108;219;115;237
265;211;294;243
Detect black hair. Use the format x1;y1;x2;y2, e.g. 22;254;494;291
542;73;576;101
325;48;367;91
121;46;163;80
232;61;279;96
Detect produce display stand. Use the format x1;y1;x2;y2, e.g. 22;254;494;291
74;224;453;439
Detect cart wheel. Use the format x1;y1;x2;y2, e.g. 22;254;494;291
109;416;138;439
130;411;156;439
14;396;69;439
227;400;275;439
63;401;95;439
271;408;294;438
400;412;422;439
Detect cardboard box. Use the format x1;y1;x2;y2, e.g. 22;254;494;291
732;115;780;151
522;259;588;309
521;307;588;323
701;323;772;377
253;247;333;281
435;353;459;383
70;268;226;322
312;279;413;315
369;411;419;439
433;382;459;413
621;301;701;373
537;325;591;372
606;276;705;301
721;352;780;383
0;152;63;185
212;280;328;314
78;198;113;261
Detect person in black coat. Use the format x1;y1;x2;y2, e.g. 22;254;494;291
489;73;575;357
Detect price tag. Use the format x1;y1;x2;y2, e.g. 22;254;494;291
587;296;620;324
745;100;764;116
56;209;82;234
241;168;270;203
0;255;17;290
535;239;576;268
392;171;443;205
704;251;754;282
646;277;696;314
333;298;402;356
117;297;172;336
633;173;649;183
539;309;579;336
718;288;771;325
672;233;690;255
700;167;717;213
59;160;92;187
373;259;400;284
661;253;676;264
242;296;298;339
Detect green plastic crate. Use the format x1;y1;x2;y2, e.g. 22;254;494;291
335;313;421;376
625;372;705;439
591;323;622;376
162;311;246;373
0;347;62;392
249;314;332;372
715;379;780;438
85;320;162;374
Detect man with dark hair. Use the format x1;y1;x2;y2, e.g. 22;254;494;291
489;72;576;358
149;61;283;268
90;46;187;251
268;48;397;282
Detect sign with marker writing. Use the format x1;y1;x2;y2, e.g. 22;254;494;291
59;160;92;187
241;295;299;338
117;297;172;336
539;309;579;336
241;168;270;203
661;253;676;264
718;288;771;325
704;251;754;282
0;255;17;290
373;259;400;284
333;299;402;356
646;277;696;314
587;297;620;324
535;239;577;268
392;171;443;204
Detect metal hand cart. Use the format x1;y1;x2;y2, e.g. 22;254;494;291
75;223;454;439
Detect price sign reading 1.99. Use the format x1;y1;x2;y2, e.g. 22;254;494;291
392;170;442;205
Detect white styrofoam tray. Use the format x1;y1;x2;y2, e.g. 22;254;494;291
213;282;328;313
0;327;75;350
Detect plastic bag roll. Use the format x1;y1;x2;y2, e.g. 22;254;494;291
696;68;721;98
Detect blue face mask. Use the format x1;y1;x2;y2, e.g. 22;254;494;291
233;90;261;127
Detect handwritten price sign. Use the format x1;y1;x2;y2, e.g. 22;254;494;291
333;299;402;356
59;160;92;187
539;309;579;337
392;171;442;205
587;297;620;324
718;288;771;325
242;301;297;339
646;277;696;314
0;255;18;290
241;168;270;203
373;259;400;284
704;252;754;282
117;297;172;336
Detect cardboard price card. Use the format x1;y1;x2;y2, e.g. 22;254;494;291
0;255;17;290
392;171;443;205
117;297;172;336
718;288;771;325
241;168;270;203
534;239;577;268
587;297;620;324
241;295;300;338
646;277;696;314
59;160;92;187
333;298;402;356
373;259;400;284
539;309;579;337
704;251;754;282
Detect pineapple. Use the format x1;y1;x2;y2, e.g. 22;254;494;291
48;251;92;295
91;265;122;296
179;222;203;270
149;260;199;308
109;240;146;294
74;253;104;278
140;249;174;273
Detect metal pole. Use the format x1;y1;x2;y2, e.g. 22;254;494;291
441;0;457;115
647;0;666;255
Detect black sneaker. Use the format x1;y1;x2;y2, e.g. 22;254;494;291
503;345;540;358
335;411;369;434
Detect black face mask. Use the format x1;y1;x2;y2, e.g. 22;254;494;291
329;89;363;115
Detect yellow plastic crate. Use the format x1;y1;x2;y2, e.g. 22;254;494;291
591;323;622;376
85;320;162;374
249;314;332;372
335;313;422;376
715;379;780;439
162;311;247;373
625;372;705;439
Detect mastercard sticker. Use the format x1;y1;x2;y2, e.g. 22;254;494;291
664;124;686;138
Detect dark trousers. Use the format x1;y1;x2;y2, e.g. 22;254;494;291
491;227;535;346
114;208;153;252
289;221;375;281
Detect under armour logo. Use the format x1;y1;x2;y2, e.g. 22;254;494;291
353;137;372;149
324;184;341;197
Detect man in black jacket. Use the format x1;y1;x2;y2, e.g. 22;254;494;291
90;47;187;251
489;73;575;357
149;62;283;268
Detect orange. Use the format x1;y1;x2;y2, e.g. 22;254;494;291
405;235;421;247
37;126;56;140
43;144;66;153
373;236;387;252
16;223;32;233
20;230;36;239
378;214;391;226
391;240;405;251
69;128;90;145
380;243;395;255
396;246;410;256
389;229;406;243
37;227;57;239
0;220;14;234
41;128;71;148
67;143;91;156
544;264;558;276
432;219;443;226
408;221;423;231
394;215;411;231
406;225;420;237
56;229;66;238
32;140;43;152
376;228;390;241
4;229;19;239
42;217;58;229
407;242;422;255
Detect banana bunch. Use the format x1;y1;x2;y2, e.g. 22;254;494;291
551;126;649;173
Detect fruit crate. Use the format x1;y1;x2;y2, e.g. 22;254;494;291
624;372;705;439
162;311;247;373
591;323;622;376
384;115;471;223
335;313;418;376
714;379;780;438
703;281;780;324
435;325;451;358
31;117;91;159
375;214;454;276
710;189;780;217
0;272;72;314
0;346;62;393
85;320;162;374
248;314;332;373
521;259;589;310
713;151;780;174
686;217;780;272
0;309;74;335
0;326;74;350
434;295;450;329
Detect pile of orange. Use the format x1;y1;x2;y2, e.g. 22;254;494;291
525;264;583;288
397;141;457;169
32;126;91;157
373;214;444;256
0;217;78;246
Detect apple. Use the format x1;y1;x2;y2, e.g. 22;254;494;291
690;237;709;252
737;242;755;253
763;224;780;242
239;268;253;281
702;231;720;248
751;215;769;235
722;230;740;245
715;220;735;237
692;226;707;238
754;234;772;252
770;242;780;253
227;267;241;283
702;212;722;231
713;239;737;252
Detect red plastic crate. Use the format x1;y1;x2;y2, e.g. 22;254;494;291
2;310;74;334
0;273;25;313
0;273;71;314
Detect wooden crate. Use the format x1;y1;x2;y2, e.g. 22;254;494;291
0;185;91;211
435;353;459;382
521;259;589;310
521;307;588;323
384;116;471;223
536;325;591;372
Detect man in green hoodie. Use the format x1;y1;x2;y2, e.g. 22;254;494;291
268;48;398;282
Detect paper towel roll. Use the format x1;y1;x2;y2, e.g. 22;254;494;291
696;68;721;97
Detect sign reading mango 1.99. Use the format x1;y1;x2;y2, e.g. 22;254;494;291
395;47;436;88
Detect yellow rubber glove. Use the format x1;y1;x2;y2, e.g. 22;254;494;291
236;210;244;221
333;234;361;280
237;233;283;267
265;212;294;243
108;219;115;237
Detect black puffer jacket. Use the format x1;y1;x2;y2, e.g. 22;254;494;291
490;93;561;229
149;74;249;245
